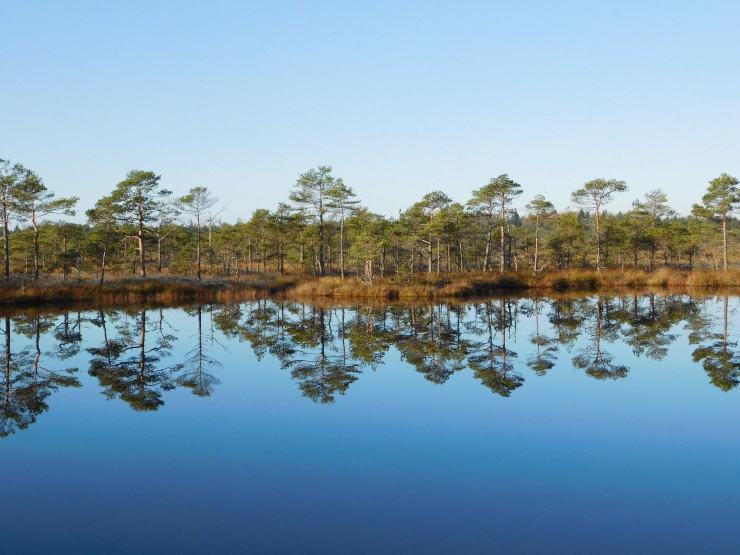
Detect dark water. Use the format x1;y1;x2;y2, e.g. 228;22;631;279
1;294;738;554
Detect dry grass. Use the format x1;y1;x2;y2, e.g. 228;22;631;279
286;269;739;300
0;275;299;308
0;269;735;308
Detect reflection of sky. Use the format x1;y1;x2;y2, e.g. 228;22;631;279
0;296;738;553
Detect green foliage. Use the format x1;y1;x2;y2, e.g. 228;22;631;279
0;158;738;279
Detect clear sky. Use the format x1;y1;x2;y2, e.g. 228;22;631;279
2;0;738;222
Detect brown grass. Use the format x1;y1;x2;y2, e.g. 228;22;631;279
0;269;735;308
0;275;299;308
288;269;739;300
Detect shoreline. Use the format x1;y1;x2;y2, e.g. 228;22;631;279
0;269;736;311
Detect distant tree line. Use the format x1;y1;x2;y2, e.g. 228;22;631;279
0;159;737;283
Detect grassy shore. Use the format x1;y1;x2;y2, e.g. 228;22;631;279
289;269;740;299
0;269;736;308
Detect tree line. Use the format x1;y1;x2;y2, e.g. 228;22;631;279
0;159;738;283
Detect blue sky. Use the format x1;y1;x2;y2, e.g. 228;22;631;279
2;0;738;221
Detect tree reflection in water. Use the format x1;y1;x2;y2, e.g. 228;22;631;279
87;309;182;411
522;298;558;376
178;306;222;397
1;314;80;437
0;293;736;435
690;295;739;391
571;298;629;380
467;300;523;396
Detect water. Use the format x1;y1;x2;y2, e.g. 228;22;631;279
1;294;738;554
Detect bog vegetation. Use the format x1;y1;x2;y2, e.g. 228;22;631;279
0;159;737;298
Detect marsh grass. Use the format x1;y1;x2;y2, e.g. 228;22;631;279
289;269;739;299
0;269;735;307
0;275;298;307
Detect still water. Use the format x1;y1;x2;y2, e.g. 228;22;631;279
1;294;738;554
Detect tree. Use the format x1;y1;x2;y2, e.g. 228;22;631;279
347;210;385;282
571;178;628;271
326;179;359;279
290;166;336;276
268;203;294;274
0;160;27;281
86;195;122;284
631;189;673;270
692;173;739;271
15;170;77;281
177;187;217;280
525;194;555;274
468;174;523;273
418;191;452;273
108;170;171;277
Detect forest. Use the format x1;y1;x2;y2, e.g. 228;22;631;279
0;159;737;296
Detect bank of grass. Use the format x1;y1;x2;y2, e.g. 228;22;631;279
290;269;740;299
0;275;299;307
0;269;736;307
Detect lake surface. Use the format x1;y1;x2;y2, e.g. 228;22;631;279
1;294;738;554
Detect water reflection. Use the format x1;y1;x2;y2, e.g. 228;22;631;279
87;309;182;411
1;315;80;437
0;294;737;436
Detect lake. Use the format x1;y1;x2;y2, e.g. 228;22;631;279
1;294;738;553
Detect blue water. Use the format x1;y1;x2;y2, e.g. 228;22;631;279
0;295;738;553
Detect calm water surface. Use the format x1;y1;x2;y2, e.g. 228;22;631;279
1;294;738;554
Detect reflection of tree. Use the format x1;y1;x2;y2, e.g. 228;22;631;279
215;301;296;363
54;311;83;360
467;300;523;396
177;306;221;397
394;304;470;385
524;298;558;375
285;308;361;403
691;295;739;391
620;294;700;360
572;298;628;380
88;309;182;411
1;315;79;437
547;298;588;348
347;307;391;368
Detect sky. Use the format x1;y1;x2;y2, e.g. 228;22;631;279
2;0;738;222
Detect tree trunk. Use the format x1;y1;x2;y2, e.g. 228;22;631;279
595;206;601;272
196;213;202;280
483;225;491;271
436;238;440;274
499;201;505;274
32;211;40;281
533;215;539;274
722;216;728;271
137;221;146;277
248;237;252;273
428;232;433;274
2;207;9;282
339;216;345;279
157;236;163;273
279;239;285;274
318;209;325;276
100;247;107;284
